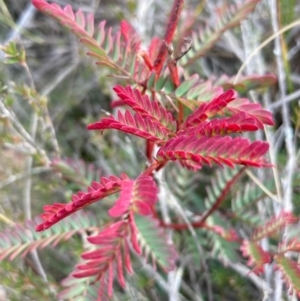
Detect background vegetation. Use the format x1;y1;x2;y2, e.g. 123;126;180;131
0;0;300;300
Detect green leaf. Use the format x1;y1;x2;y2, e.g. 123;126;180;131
134;214;177;271
162;77;176;94
183;0;261;66
275;255;300;296
0;211;97;261
175;74;199;97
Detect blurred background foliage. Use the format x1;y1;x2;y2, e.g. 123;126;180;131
0;0;300;300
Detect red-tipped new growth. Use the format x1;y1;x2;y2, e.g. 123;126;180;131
68;176;176;299
156;135;270;169
251;211;298;241
36;174;128;231
240;240;271;274
153;0;184;75
31;2;277;300
274;255;300;297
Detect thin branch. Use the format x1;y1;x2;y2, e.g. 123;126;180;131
163;184;211;301
234;19;300;84
246;170;278;202
4;3;35;44
0;166;51;190
22;61;48;282
269;0;297;300
268;89;300;110
221;258;272;297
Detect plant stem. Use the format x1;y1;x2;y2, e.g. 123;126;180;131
153;0;184;76
160;167;246;230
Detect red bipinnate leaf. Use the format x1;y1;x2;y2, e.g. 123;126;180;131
156;135;270;169
274;255;300;297
87;110;170;144
120;20;141;53
36;174;129;231
251;211;298;241
113;85;177;132
73;220;130;299
183;89;236;128
227;97;274;126
180;112;262;137
32;1;99;49
109;175;158;217
240;240;271;274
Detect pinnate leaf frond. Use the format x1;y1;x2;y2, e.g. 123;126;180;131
227;97;274;126
251;211;298;241
134;214;178;271
58;274;99;300
0;212;97;261
36;174;129;231
87;110;172;144
231;180;274;225
120;20;141;53
72;220;130;298
146;73;224;110
113;85;177;132
205;167;243;208
214;74;277;93
156;135;270;169
182;89;236;128
181;112;262;137
71;214;176;299
109;175;158;217
182;0;261;66
274;255;300;297
51;157;102;187
63;175;162;299
32;0;147;81
240;240;271;274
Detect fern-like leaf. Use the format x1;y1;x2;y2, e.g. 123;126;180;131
32;0;148;81
182;0;261;66
120;20;141;53
0;212;97;261
182;89;236;128
134;214;178;271
69;176;175;299
36;174;129;231
146;73;224;110
279;239;300;254
231;180;274;225
274;255;300;297
214;74;277;93
180;112;262;137
109;175;158;217
251;211;298;241
227;97;274;126
58;274;99;300
240;240;271;273
51;158;101;187
87;110;172;144
206;215;239;262
156;135;270;169
113;85;177;132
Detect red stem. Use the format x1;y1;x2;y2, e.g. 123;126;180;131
153;0;184;76
159;167;246;230
142;161;164;176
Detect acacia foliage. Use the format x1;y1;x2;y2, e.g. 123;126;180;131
4;0;300;300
